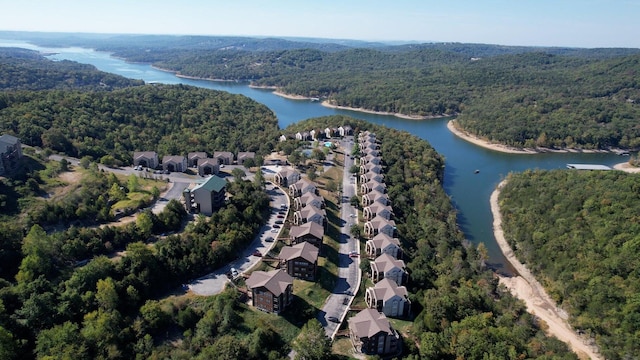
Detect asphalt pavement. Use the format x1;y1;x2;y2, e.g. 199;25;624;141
317;136;362;339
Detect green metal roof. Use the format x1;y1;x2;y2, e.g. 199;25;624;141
193;175;227;193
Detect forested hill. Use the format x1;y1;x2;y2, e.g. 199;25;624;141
0;47;144;91
146;47;640;151
498;170;640;359
0;85;280;164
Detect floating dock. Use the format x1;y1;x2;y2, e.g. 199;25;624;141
566;164;612;170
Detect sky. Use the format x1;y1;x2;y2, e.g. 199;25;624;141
1;0;640;48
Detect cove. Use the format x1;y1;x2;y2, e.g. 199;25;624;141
1;41;627;273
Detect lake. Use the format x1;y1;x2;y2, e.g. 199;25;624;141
0;40;627;272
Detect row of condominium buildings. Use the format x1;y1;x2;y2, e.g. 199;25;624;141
244;128;408;356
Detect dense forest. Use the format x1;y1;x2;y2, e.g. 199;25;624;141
154;48;640;150
286;116;575;359
0;85;281;165
498;170;640;359
70;37;640;151
0;48;144;91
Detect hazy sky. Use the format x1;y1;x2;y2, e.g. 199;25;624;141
1;0;639;48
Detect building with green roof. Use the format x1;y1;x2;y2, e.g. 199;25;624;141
188;175;227;215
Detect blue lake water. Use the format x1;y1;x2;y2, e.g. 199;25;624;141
1;40;628;272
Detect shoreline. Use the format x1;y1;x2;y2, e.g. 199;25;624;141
613;161;640;173
491;180;602;360
447;120;615;155
321;100;450;120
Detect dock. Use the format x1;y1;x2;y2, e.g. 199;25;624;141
566;164;612;170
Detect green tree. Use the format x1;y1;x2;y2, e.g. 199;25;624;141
0;326;17;360
95;277;119;311
35;321;88;360
136;211;154;238
232;168;245;181
127;174;140;193
292;319;331;360
306;167;318;181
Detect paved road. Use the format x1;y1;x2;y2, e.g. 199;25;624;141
318;136;362;338
188;180;290;295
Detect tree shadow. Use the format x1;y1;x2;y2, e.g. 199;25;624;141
281;296;319;328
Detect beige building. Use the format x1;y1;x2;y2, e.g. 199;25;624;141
370;253;408;286
365;278;410;318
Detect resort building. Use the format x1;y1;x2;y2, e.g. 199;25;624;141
370;253;408;286
348;309;402;356
365;278;411;318
365;233;402;259
162;155;187;173
278;242;319;281
187;175;227;216
274;168;301;187
133;151;159;169
246;269;294;314
289;221;324;249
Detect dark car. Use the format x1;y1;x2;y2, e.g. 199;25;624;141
252;250;262;257
277;215;285;218
275;220;284;224
273;224;280;228
265;237;274;242
327;316;339;323
342;297;350;305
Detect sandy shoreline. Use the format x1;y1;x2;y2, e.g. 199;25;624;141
491;180;602;360
447;120;619;156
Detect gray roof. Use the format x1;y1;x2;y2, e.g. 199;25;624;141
278;242;319;263
289;221;324;239
348;308;393;338
246;269;293;296
368;278;409;302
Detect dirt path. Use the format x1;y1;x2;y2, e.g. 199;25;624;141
491;180;602;360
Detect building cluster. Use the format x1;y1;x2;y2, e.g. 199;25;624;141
279;125;353;142
243;128;407;356
132;150;255;216
0;134;23;176
132;150;255;176
348;131;406;356
246;167;327;313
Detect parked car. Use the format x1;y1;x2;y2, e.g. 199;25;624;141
277;215;285;218
327;316;339;323
273;224;280;228
252;250;262;257
265;237;274;242
342;297;350;305
275;220;284;224
349;251;359;257
230;268;239;277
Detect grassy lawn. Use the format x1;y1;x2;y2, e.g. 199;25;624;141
331;337;359;359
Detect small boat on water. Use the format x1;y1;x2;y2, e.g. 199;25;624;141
474;169;480;174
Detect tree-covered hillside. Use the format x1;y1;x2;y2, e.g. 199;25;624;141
0;48;144;91
103;42;640;150
499;170;640;359
0;85;280;164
